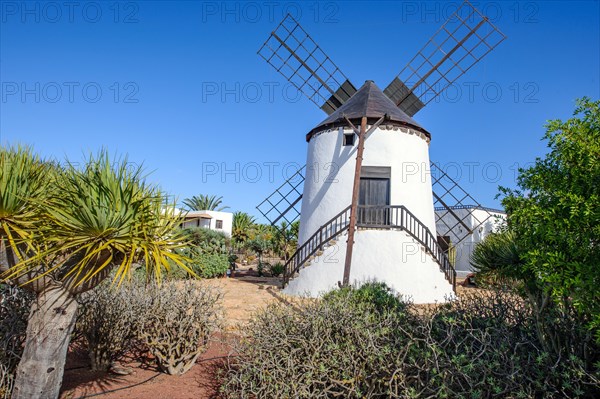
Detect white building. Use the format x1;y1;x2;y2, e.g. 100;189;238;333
284;81;455;303
435;206;506;278
180;210;233;237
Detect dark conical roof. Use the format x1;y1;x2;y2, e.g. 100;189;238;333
306;80;429;142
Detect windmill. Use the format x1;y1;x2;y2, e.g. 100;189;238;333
256;0;506;302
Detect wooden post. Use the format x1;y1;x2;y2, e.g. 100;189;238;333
342;116;368;286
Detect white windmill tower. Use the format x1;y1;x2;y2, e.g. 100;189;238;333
256;1;506;303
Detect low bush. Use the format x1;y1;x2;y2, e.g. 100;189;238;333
322;281;406;314
76;282;142;371
75;280;222;376
228;254;238;269
268;262;284;277
136;281;222;375
189;252;230;278
221;283;600;398
256;262;268;277
0;284;33;399
183;227;228;255
221;282;414;398
416;290;599;398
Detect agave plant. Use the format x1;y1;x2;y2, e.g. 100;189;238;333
0;146;191;399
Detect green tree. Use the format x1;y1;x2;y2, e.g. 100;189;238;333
183;194;229;211
0;147;190;398
499;97;600;344
246;237;271;266
231;211;256;246
273;221;299;261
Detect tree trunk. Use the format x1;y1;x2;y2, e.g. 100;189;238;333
11;285;78;399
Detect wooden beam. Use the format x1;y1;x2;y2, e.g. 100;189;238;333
342;116;368;286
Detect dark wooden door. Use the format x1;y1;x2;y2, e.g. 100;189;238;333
358;177;390;225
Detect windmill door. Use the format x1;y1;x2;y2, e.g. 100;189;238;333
358;167;391;226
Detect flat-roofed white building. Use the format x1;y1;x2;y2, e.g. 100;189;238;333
435;206;506;278
180;210;233;237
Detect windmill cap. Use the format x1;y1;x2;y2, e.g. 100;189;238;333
306;80;430;142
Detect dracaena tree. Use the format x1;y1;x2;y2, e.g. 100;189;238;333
0;146;190;399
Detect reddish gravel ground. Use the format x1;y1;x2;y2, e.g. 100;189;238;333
60;336;230;399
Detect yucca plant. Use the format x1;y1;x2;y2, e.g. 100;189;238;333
0;146;191;399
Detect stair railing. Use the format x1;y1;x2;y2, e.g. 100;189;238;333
283;205;351;285
356;205;456;290
284;205;456;290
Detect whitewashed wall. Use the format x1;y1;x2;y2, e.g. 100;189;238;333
299;125;436;244
288;125;453;303
182;210;233;236
285;229;455;303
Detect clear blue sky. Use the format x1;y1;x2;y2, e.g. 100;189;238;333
1;1;599;220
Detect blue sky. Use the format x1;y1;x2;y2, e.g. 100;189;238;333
1;0;599;220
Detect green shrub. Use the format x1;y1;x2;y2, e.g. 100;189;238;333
228;254;238;269
322;281;406;314
268;262;284;277
470;230;524;288
221;284;600;398
221;283;414;398
177;227;231;279
417;291;598;398
189;252;229;278
183;227;228;255
257;262;269;277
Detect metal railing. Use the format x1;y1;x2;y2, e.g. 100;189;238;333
283;205;352;285
284;205;456;290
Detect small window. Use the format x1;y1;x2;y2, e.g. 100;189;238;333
343;133;355;146
216;220;223;229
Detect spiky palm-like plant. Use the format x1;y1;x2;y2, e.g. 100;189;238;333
183;194;229;211
274;221;299;261
469;230;524;287
231;211;255;246
0;146;190;399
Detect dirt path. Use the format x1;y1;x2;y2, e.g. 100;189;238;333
205;273;283;329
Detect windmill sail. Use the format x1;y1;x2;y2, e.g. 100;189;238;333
258;14;357;115
256;165;305;227
257;161;498;248
430;162;498;247
384;0;506;116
